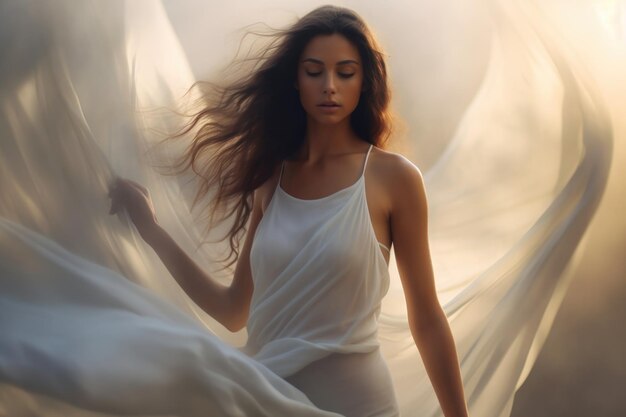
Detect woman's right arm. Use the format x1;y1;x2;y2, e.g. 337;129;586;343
109;178;262;332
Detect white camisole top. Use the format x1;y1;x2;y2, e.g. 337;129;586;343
244;144;391;378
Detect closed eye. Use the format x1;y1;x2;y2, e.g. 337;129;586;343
305;71;356;79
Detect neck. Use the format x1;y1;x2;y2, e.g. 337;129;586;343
298;118;364;162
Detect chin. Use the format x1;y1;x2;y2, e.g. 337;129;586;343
310;114;350;126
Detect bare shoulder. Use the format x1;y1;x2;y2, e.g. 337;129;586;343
369;147;426;206
253;165;282;214
370;147;423;180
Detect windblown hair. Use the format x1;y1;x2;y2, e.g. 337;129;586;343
173;5;393;266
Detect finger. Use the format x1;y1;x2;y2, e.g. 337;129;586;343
126;179;149;194
110;197;127;215
125;179;143;189
115;180;133;197
110;176;128;194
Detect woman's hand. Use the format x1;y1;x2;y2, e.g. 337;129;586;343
108;178;159;241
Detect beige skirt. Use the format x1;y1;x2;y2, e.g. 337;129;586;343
284;348;400;417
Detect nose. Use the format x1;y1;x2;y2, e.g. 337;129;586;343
323;73;336;95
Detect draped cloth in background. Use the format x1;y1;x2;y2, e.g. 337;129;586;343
0;1;613;416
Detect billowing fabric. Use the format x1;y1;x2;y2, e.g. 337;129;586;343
0;219;340;417
0;0;616;417
246;145;390;377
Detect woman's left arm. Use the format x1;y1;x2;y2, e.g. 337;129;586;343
389;157;469;417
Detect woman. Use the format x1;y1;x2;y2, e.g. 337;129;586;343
110;5;469;417
1;1;612;416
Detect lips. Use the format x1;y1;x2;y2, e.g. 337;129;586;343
318;101;340;107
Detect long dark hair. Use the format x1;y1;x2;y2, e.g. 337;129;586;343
173;5;393;265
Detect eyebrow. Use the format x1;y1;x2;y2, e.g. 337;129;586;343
300;58;360;66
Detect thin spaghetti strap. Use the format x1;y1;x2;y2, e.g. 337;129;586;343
361;144;374;178
277;161;286;191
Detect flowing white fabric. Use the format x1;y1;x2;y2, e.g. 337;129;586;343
0;1;615;416
246;145;390;377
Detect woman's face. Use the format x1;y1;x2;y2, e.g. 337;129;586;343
296;34;364;126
